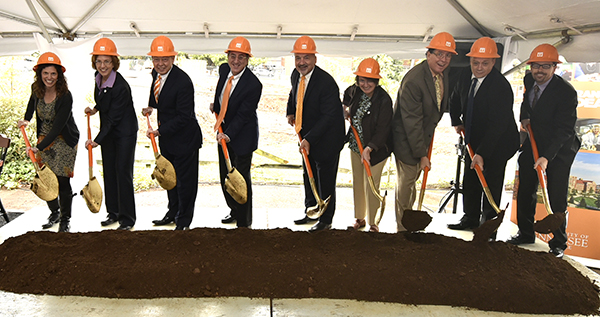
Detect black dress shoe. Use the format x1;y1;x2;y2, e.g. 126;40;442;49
549;247;564;258
308;222;331;232
174;226;190;231
101;217;118;226
42;211;60;229
447;221;479;230
152;216;175;226
221;215;236;224
58;221;70;233
117;224;133;231
506;234;535;245
294;215;318;225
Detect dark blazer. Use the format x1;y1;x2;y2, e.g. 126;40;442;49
520;73;580;163
392;60;449;165
450;67;519;162
343;84;393;166
94;71;138;144
286;66;345;162
213;63;262;155
25;88;79;150
148;65;202;156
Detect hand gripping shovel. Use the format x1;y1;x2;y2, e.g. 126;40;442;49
402;133;435;232
19;125;58;201
80;113;102;213
348;122;386;226
460;130;507;243
146;113;176;190
297;134;330;219
526;125;566;234
214;113;247;204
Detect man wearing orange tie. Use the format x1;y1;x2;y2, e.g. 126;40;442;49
211;37;262;228
286;36;345;232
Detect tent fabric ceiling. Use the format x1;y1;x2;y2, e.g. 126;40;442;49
1;0;600;61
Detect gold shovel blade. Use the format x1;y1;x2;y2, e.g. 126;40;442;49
225;167;247;204
31;164;59;201
81;176;103;213
152;154;177;190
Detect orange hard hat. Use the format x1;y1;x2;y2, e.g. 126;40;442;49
354;58;381;79
291;35;318;54
225;36;253;57
426;32;457;55
34;52;66;73
91;38;119;56
466;37;500;58
148;36;177;57
527;44;561;64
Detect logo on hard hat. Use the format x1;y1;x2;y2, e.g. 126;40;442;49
301;44;307;49
445;41;451;47
100;46;106;51
479;47;486;53
537;52;544;57
48;57;54;61
235;43;242;48
366;67;372;73
158;46;164;52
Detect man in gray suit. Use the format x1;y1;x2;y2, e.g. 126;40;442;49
392;32;456;232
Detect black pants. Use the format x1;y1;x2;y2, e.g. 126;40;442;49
302;152;340;225
218;146;253;227
101;133;137;226
461;155;508;225
47;176;73;221
162;148;199;228
516;147;571;250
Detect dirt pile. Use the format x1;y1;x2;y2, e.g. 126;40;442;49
0;228;598;315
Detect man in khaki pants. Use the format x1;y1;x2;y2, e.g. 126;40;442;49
392;32;456;232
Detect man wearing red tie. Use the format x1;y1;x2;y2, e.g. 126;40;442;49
286;36;345;232
211;37;262;228
142;36;202;230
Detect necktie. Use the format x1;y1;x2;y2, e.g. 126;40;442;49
154;75;162;102
294;75;306;134
434;74;442;110
465;78;478;144
531;85;540;109
214;76;234;132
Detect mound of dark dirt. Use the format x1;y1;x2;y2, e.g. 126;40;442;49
0;228;598;315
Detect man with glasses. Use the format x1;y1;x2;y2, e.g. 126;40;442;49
447;37;519;235
508;44;580;258
392;32;457;232
211;37;262;228
142;36;203;230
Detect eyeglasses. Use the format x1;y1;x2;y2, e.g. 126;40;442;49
95;60;112;66
531;63;555;70
431;51;452;60
228;53;248;61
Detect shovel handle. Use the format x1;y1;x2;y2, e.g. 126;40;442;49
348;122;372;177
87;113;94;169
526;125;554;215
213;113;231;160
417;133;434;210
297;134;314;179
145;113;159;154
19;125;38;163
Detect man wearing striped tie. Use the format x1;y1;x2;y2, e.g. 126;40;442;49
286;36;345;232
211;37;262;228
142;36;202;231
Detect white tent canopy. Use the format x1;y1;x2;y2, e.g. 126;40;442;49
2;0;600;61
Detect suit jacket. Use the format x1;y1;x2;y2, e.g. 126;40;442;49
520;73;580;163
343;84;393;166
25;88;79;150
94;71;138;144
449;66;519;162
286;66;345;162
213;64;262;155
148;65;202;156
392;60;449;165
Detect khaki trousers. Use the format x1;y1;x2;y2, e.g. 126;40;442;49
395;159;422;232
350;151;387;226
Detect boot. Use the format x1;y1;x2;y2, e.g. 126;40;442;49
57;190;73;233
42;208;60;229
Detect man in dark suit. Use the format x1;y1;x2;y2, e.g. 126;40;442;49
211;37;262;228
448;37;519;232
508;44;580;258
142;36;203;230
286;35;345;232
392;32;456;232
